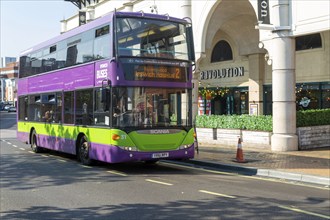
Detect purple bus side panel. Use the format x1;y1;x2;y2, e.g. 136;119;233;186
17;79;29;96
17;131;30;143
18;64;95;95
95;60;112;86
37;134;76;155
18;131;76;155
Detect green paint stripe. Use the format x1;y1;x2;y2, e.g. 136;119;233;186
17;121;194;150
18;121;113;144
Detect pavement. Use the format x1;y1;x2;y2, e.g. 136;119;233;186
184;143;330;186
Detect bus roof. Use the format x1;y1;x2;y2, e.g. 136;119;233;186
20;11;189;57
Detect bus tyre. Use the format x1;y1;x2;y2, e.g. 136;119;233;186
31;130;42;153
78;136;93;166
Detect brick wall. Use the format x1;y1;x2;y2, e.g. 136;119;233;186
297;125;330;150
196;125;330;151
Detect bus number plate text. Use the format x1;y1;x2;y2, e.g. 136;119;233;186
152;152;169;159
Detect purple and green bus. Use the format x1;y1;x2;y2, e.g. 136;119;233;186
17;11;196;165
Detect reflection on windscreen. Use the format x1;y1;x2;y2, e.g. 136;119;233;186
112;87;191;128
116;17;189;60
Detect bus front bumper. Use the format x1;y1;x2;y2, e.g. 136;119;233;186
89;143;195;164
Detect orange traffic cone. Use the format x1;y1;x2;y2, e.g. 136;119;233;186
235;137;246;163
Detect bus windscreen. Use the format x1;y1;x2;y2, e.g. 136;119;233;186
116;17;189;60
111;87;192;128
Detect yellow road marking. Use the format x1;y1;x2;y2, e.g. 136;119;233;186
28;151;35;154
278;205;330;219
19;148;25;151
107;170;128;177
145;179;173;186
199;190;236;198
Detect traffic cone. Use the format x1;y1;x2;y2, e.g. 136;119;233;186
235;137;246;163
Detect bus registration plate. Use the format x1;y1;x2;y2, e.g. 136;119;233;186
152;152;169;159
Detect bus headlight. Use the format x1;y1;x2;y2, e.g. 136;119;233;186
119;146;138;151
179;145;190;150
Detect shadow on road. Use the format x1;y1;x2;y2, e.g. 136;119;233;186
1;196;327;220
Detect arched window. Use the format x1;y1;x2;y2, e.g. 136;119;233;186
296;33;322;51
211;40;233;62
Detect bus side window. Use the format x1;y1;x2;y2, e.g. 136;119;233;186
54;93;62;123
18;96;28;120
19;56;31;78
40;94;56;123
94;89;110;126
75;89;93;125
63;91;74;124
66;45;78;67
94;24;111;60
28;95;41;122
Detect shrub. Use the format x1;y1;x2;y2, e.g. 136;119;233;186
195;114;272;131
296;109;330;127
195;108;330;131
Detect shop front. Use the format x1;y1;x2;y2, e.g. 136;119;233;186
198;87;249;116
263;82;330;115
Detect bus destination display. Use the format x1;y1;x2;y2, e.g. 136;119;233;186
134;65;184;81
122;58;188;82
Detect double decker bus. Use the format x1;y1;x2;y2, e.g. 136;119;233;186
17;11;196;165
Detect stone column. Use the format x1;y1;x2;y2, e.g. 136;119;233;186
181;0;191;19
122;2;133;12
271;0;298;151
180;0;199;123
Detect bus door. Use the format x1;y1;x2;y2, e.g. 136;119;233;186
169;92;189;126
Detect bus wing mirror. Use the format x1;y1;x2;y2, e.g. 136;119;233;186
101;88;110;111
101;79;111;103
186;25;195;62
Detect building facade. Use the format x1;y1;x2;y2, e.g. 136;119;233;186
60;0;330;151
0;62;18;104
0;57;16;68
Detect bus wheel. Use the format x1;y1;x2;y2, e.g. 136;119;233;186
31;130;42;153
78;136;93;166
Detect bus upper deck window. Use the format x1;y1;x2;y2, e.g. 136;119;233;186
50;45;57;53
95;25;109;38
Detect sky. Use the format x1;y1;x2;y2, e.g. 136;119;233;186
0;0;78;59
